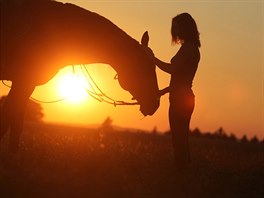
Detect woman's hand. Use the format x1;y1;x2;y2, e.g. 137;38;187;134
159;87;170;97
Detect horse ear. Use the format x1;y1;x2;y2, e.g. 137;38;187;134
141;31;149;47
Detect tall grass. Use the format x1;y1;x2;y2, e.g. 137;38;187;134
0;122;263;198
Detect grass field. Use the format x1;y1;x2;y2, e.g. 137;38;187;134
0;122;263;198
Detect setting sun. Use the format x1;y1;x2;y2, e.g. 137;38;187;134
57;72;88;103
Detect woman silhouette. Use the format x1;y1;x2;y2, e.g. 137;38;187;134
149;13;201;168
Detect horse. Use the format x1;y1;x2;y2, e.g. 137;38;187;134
0;0;160;152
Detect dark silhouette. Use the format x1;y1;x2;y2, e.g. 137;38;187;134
0;0;160;152
0;96;44;122
100;116;113;132
147;13;201;168
241;135;249;143
250;136;259;144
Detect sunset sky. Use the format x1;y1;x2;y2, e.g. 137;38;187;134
1;0;263;139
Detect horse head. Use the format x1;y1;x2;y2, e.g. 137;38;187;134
117;32;160;116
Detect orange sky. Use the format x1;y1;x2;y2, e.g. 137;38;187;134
1;1;263;139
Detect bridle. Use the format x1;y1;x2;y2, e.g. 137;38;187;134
1;64;139;106
76;64;139;106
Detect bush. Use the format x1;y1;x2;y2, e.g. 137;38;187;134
0;95;44;122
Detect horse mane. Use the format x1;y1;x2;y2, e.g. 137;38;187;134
63;2;141;50
58;2;147;75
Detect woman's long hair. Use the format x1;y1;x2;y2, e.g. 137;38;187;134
171;13;201;47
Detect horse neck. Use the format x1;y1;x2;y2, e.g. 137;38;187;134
53;3;142;74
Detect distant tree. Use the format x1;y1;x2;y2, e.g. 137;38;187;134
100;116;113;132
214;127;228;140
240;135;248;143
152;126;157;134
203;132;213;138
191;127;202;137
229;133;237;142
250;136;259;144
0;96;44;122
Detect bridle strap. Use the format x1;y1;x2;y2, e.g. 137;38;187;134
1;65;139;106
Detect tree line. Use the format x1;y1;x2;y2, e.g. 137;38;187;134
1;95;262;144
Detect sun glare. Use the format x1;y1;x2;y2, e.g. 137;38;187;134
57;72;88;103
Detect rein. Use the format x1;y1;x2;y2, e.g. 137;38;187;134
77;64;139;106
1;65;139;106
1;80;68;104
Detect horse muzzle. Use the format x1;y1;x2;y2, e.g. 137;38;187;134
139;97;160;116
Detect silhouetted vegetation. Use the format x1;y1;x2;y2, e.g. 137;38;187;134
0;96;44;122
0;122;263;198
250;136;259;144
99;116;113;132
241;135;249;143
189;127;263;144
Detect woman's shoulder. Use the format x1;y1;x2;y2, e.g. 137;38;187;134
182;42;200;56
182;42;199;50
176;43;198;56
171;42;200;63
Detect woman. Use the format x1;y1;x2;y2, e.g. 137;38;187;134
150;13;201;168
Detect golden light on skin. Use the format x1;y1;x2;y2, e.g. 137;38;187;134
57;70;89;104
